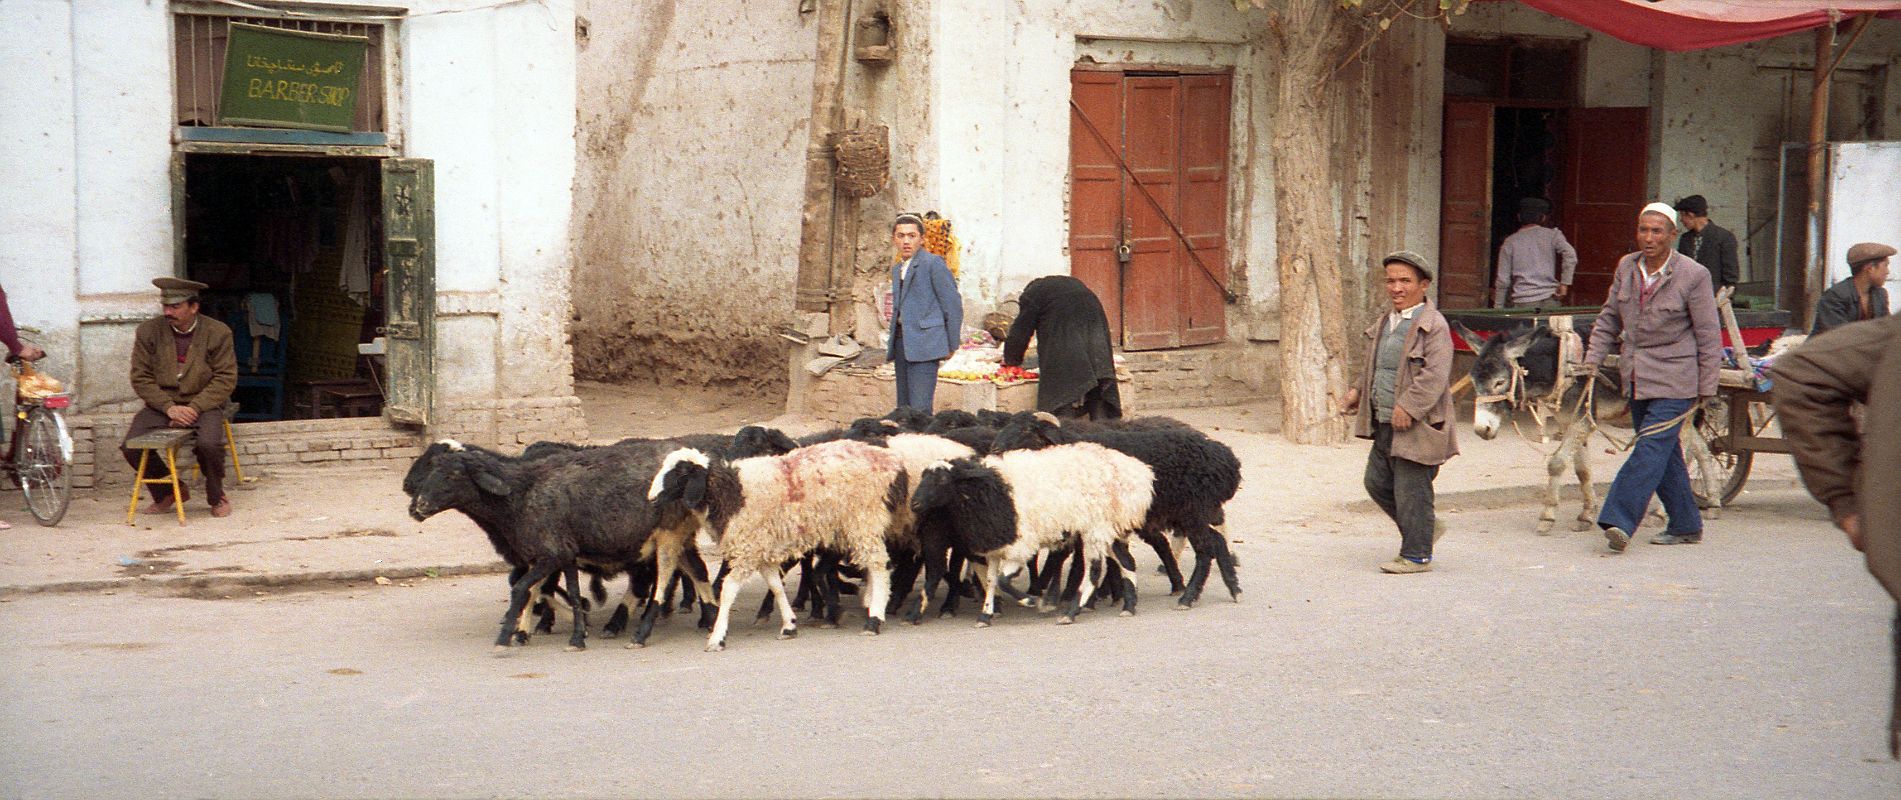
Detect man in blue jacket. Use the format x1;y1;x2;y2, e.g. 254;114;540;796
888;213;963;411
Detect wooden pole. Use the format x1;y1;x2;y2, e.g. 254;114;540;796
1800;21;1835;331
793;1;854;316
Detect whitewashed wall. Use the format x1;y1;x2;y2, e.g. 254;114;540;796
0;0;577;414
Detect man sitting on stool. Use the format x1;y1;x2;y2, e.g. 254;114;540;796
124;277;238;518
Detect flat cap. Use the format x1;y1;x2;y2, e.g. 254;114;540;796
1382;250;1432;279
152;276;208;304
1847;242;1896;267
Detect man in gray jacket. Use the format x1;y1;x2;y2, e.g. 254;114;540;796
1583;203;1723;552
1492;197;1578;308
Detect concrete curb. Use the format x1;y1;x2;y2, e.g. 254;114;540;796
0;561;513;598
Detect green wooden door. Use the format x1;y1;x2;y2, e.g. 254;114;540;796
381;158;434;426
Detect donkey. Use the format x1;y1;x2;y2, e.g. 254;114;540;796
1455;321;1631;534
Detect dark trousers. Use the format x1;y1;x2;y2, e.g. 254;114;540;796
1596;397;1701;535
1364;422;1439;562
122;406;225;504
889;327;941;412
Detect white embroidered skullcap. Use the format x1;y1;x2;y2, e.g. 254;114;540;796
1640;201;1680;231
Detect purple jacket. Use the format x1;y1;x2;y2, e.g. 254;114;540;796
1583;251;1723;400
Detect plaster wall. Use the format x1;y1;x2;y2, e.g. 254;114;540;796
0;0;579;437
570;1;818;391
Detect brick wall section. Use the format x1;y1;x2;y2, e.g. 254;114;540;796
1118;342;1277;409
65;395;587;490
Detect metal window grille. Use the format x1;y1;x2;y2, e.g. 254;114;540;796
173;11;386;132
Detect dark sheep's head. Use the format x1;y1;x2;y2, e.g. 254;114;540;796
989;414;1073;452
909;459;962;518
974;409;1019;428
403;439;466;497
927;409;981;432
649;448;713;517
846;417;901;442
883;406;932;432
407;448;511;522
730;426;798;458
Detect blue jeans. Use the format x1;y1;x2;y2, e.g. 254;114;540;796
889;327;940;412
1597;397;1702;535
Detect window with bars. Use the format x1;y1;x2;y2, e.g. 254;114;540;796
174;10;387;132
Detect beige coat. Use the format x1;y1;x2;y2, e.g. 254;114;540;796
1771;312;1901;757
1583;251;1724;399
1353;301;1459;466
129;315;238;414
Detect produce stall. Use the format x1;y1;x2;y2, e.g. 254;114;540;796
793;332;1134;425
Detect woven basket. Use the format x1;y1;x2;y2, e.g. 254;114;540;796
833;126;889;199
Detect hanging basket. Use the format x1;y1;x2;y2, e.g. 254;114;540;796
833;125;889;199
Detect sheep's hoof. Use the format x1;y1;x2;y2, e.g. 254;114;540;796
1229;591;1243;603
1174;601;1192;611
512;631;530;645
1118;609;1134;618
491;645;513;657
1056;615;1076;626
1016;597;1039;608
778;628;798;640
862;619;882;636
564;644;584;652
705;641;726;653
817;621;840;630
625;641;646;650
1169;588;1184;596
974;614;993;628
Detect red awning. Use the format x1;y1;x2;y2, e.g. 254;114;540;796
1510;0;1901;51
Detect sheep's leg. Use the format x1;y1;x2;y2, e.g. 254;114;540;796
1212;523;1243;601
684;552;718;630
497;561;558;652
706;565;753;652
632;546;681;648
860;556;890;636
563;565;588;651
812;552;843;628
972;558;1000;628
1178;526;1219;609
1062;546;1102;626
940;550;966;617
1571;428;1599;532
764;567;798;640
756;558;792;624
1139;528;1184;595
908;547;943;624
887;550;923;617
1031;546;1071;609
1112;539;1139;617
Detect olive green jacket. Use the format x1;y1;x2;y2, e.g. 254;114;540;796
129;316;238;414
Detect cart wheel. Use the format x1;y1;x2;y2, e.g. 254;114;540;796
1683;396;1751;509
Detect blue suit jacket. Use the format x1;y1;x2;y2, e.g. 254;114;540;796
890;251;962;363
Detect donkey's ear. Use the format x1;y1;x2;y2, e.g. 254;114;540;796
1449;321;1486;352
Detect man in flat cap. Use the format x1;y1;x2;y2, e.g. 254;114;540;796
1812;242;1894;336
123;277;237;518
1673;195;1741;293
1492;197;1578;309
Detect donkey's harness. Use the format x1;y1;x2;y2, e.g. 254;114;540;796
1474;315;1590;442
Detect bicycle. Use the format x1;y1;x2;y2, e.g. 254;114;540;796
4;356;74;526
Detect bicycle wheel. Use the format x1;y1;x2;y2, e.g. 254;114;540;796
16;408;72;526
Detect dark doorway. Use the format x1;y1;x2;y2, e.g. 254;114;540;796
181;154;386;421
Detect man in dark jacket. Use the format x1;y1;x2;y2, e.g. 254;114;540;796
1000;275;1121;420
123;278;238;518
1812;242;1893;335
1673;195;1741;292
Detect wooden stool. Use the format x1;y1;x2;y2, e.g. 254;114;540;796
125;429;194;526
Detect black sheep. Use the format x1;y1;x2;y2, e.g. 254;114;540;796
991;415;1243;607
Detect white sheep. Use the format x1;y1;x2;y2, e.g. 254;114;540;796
647;440;909;651
910;442;1154;626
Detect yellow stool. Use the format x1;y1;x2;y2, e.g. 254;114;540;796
125;429;194;526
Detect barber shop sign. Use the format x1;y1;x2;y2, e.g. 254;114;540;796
217;22;367;133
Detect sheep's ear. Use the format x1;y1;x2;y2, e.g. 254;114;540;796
472;467;511;497
682;466;708;508
767;429;798;452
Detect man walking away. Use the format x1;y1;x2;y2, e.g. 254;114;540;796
1492;197;1578;309
1673;195;1741;293
1772;313;1901;758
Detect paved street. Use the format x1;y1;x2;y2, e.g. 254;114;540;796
2;481;1894;799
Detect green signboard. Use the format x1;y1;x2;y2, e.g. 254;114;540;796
218;22;368;133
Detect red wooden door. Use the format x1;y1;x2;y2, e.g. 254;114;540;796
1561;107;1649;306
1438;100;1493;309
1069;71;1125;338
1069;69;1230;350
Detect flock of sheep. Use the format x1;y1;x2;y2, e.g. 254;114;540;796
402;406;1244;653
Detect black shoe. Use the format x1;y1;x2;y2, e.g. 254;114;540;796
1649;532;1702;545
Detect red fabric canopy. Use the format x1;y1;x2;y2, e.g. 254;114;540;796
1509;0;1901;51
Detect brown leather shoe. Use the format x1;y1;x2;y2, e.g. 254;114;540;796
140;484;189;514
209;498;233;518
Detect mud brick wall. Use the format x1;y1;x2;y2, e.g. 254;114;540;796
430;396;590;449
1118;345;1273;409
65;413;427;491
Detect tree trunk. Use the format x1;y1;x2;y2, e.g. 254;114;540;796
1271;3;1356;445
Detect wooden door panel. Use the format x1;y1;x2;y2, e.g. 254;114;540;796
1562;107;1649;307
1069;70;1123;337
1122;76;1182;351
1179;73;1229;346
1438;100;1493;310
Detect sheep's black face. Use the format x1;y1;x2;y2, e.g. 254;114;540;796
909;463;957;517
407;461;480;521
402;442;457;497
730;426;797;458
845;417;900;442
650;460;710;515
927;409;980;432
989;418;1064;452
883;406;932;432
